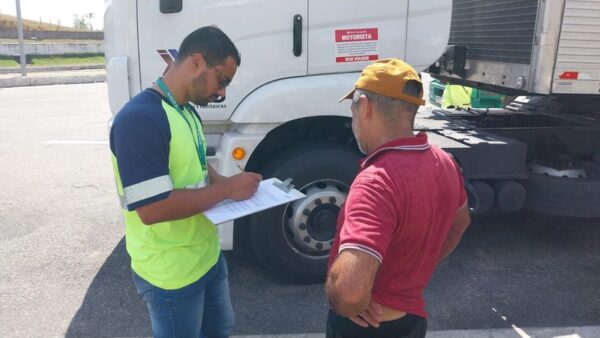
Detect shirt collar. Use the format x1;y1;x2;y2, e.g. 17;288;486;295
359;132;430;169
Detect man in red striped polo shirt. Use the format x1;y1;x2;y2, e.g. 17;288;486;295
326;58;471;338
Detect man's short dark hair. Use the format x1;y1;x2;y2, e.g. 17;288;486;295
177;26;241;66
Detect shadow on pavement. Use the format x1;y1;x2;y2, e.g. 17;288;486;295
427;210;600;330
65;237;151;337
224;241;329;335
65;211;599;336
64;232;328;337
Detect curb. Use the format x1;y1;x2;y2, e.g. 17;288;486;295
0;75;106;88
0;64;105;74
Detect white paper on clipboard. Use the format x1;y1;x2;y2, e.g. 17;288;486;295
203;177;305;224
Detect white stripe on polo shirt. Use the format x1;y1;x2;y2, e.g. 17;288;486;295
361;142;431;168
339;243;383;263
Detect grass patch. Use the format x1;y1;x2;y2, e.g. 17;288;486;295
0;53;104;68
0;58;18;67
32;54;105;66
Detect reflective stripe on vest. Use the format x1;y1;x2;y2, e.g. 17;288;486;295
123;175;173;206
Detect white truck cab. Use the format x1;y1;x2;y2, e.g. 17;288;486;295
104;0;452;282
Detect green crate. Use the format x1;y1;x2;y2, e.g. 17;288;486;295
428;80;505;109
428;79;447;107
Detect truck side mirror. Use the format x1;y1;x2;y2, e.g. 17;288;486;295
160;0;182;14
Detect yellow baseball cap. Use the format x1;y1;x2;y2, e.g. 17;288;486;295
339;58;425;106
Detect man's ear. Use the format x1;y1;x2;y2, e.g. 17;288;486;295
360;95;374;121
189;53;207;71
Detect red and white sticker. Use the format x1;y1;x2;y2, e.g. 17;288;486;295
335;28;379;63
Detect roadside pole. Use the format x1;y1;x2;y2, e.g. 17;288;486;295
15;0;27;76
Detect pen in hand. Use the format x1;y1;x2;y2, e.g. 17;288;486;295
235;164;262;193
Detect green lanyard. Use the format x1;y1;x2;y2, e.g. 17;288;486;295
156;77;208;174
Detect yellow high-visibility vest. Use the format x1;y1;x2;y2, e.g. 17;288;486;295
442;85;472;109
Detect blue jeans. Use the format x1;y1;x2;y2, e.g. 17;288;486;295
132;253;234;338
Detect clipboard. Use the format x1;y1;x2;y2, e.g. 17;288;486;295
203;177;305;224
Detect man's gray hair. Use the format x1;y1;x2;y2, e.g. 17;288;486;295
351;88;419;122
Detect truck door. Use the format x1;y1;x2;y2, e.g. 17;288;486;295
137;0;308;121
307;0;409;75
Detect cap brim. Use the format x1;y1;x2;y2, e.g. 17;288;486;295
338;88;356;103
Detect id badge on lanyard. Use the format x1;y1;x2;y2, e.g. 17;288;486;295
156;77;209;187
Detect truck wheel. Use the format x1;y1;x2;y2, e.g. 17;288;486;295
467;180;495;215
493;180;526;213
525;173;600;217
248;143;360;283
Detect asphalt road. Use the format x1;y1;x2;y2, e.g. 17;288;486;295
0;83;599;337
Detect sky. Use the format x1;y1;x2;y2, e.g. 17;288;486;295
0;0;104;30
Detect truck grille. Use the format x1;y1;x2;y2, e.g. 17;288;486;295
448;0;539;64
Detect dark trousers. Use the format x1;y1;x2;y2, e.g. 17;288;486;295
326;310;427;338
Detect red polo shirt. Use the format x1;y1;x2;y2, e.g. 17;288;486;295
328;132;467;318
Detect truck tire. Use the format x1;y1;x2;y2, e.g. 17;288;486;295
467;180;495;215
494;180;526;214
248;143;360;283
525;173;600;217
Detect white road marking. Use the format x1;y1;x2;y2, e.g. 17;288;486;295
44;140;108;145
512;324;532;338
